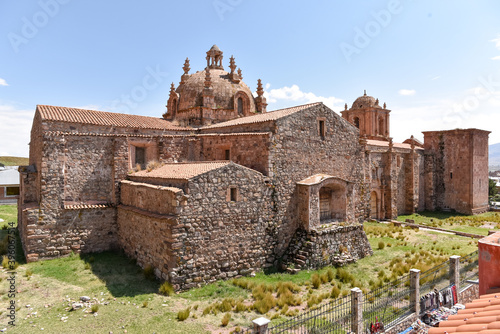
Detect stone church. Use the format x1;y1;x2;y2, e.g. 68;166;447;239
18;45;490;290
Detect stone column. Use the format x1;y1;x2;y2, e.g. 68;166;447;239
351;287;363;334
253;317;271;334
450;255;461;303
410;269;420;315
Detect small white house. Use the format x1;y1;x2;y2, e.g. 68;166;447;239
0;166;20;204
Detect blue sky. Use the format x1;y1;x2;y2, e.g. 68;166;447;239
1;0;500;157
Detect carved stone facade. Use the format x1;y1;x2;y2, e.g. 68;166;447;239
17;46;490;290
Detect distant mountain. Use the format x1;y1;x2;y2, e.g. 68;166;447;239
490;143;500;168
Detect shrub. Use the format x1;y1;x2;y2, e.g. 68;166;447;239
378;241;385;250
330;285;340;299
221;313;231;327
235;301;247;313
84;263;91;270
253;293;276;314
91;305;99;313
177;307;190;321
159;281;174;296
24;269;33;278
311;274;321;289
142;301;148;308
326;268;335;281
320;272;329;284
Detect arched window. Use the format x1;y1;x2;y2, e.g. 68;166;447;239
237;97;243;116
354;117;360;128
379;116;384;136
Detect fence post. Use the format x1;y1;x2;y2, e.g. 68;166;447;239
351;287;363;334
252;317;270;334
450;255;461;303
410;269;420;316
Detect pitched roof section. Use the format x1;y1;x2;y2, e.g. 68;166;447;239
37;105;189;131
202;102;322;130
132;161;231;180
0;169;19;186
367;139;424;150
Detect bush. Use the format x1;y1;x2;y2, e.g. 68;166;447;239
311;273;321;289
221;313;231;327
142;301;148;308
24;269;33;278
378;241;385;250
159;281;175;296
235;301;247;313
326;268;335;282
177;307;191;321
330;285;340;299
253;293;276;314
91;305;99;313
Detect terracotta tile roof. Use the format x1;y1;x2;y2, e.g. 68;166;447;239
201;102;322;130
367;139;424;150
37;105;189;131
131;161;231;180
428;293;500;334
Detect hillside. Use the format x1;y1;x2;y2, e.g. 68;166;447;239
490;143;500;170
0;156;29;166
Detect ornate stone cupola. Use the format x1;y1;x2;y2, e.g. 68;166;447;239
163;45;264;127
206;45;224;70
341;90;391;141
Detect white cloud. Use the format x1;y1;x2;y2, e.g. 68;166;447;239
0;78;8;86
431;76;441;80
398;89;416;96
491;36;500;49
0;104;34;157
265;84;344;110
492;56;500;61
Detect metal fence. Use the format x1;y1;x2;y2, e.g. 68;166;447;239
235;250;479;334
363;273;412;330
459;250;479;285
419;260;450;295
268;295;352;334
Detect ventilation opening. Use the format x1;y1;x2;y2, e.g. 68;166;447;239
230;187;237;202
319;120;325;138
225;149;230;160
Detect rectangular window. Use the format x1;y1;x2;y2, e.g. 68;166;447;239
135;147;146;168
6;187;19;196
225;149;230;161
230;187;237;202
319;120;325;138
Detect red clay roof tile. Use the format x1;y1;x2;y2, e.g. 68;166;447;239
37;105;189;131
131;161;231;180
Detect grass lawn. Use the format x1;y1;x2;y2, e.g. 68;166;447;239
398;211;500;236
0;205;17;228
0;157;28;166
0;208;486;333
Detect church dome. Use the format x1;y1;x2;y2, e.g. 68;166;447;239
176;69;256;112
351;91;380;109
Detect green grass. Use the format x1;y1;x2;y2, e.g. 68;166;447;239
0;156;28;166
0;209;485;333
398;211;500;236
0;204;18;228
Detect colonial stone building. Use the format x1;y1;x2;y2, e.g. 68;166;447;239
18;46;490;290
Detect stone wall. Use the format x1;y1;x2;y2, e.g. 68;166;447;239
459;283;479;304
268;104;368;258
20;206;117;262
117;163;273;290
120;180;184;216
423;129;490;215
283;224;373;270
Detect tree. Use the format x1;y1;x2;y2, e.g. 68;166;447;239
489;179;498;198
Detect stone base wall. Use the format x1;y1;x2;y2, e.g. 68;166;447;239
283;224;373;270
459;283;479;304
117;206;178;282
19;205;118;262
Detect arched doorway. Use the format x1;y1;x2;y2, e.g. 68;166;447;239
319;185;347;222
370;191;379;220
